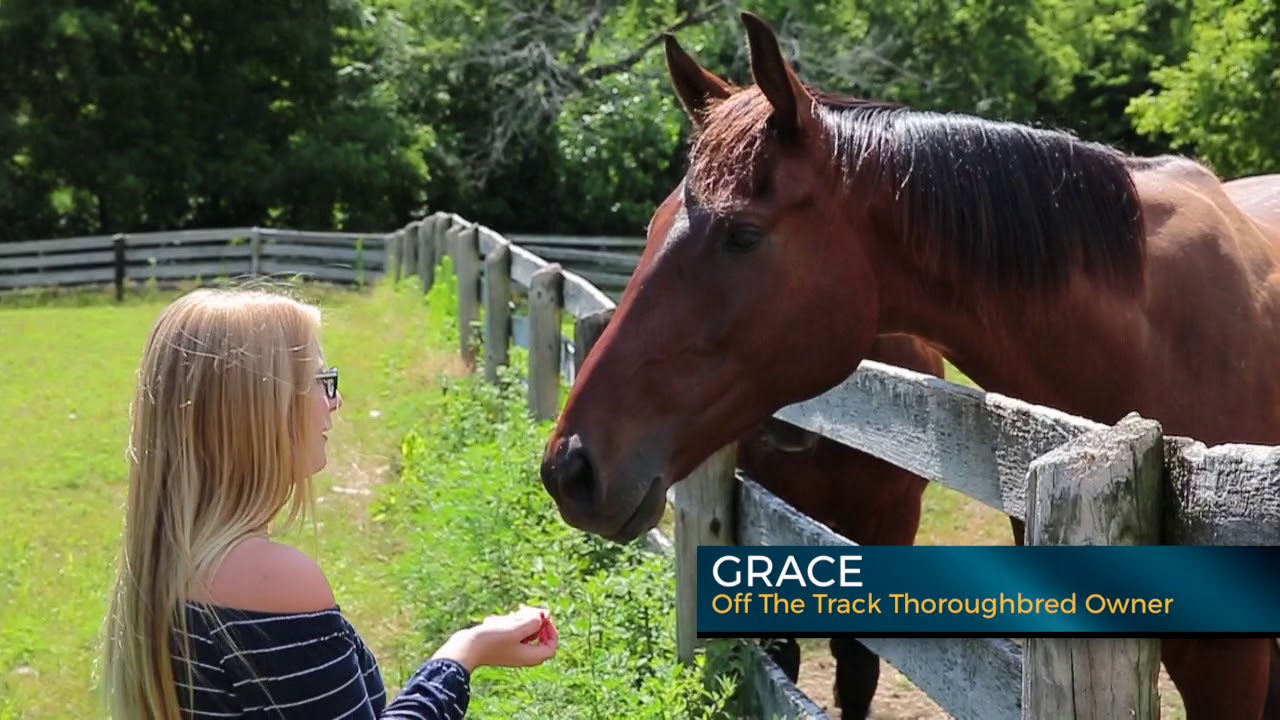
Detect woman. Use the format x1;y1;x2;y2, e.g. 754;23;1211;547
100;287;557;718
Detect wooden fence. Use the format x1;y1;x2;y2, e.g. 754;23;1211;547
0;227;389;297
502;233;642;300
0;226;645;304
12;215;1272;718
391;210;1280;720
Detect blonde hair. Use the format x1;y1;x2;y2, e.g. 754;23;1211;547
100;286;325;719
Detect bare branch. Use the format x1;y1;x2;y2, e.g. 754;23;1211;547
572;1;610;68
581;7;720;81
445;0;728;188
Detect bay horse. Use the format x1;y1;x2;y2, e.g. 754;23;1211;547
540;11;1280;719
738;334;944;717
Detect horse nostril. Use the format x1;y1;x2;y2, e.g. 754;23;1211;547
560;443;596;507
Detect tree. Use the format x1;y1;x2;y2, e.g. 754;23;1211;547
1127;0;1279;178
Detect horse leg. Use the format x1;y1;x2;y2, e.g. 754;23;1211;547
1265;639;1280;720
827;463;927;718
763;637;801;683
830;637;879;718
1163;637;1272;719
1009;515;1025;546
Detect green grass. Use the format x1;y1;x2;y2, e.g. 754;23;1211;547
0;279;467;718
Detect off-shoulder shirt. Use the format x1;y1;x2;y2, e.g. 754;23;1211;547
172;602;471;719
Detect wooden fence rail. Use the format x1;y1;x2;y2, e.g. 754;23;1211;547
0;227;390;296
0;225;646;305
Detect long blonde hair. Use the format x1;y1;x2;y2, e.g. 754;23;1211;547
100;286;324;719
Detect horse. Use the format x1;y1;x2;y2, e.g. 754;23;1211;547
539;11;1280;719
737;334;945;717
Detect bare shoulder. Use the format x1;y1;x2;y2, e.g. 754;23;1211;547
195;537;337;614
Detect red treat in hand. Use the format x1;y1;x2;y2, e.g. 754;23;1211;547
521;611;555;644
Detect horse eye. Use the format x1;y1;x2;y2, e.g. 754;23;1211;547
724;224;764;253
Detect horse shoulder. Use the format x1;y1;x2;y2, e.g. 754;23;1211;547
1125;158;1280;441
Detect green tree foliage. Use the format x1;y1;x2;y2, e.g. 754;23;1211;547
1127;0;1279;178
1;0;1276;244
0;0;429;242
1029;0;1191;154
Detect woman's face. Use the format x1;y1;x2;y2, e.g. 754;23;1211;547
308;359;341;474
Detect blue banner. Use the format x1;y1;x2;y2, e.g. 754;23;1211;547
696;546;1280;636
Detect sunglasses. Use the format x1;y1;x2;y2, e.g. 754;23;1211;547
316;367;339;400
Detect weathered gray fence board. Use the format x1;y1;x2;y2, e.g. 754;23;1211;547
2;249;116;271
124;228;257;247
474;225;552;291
521;245;640;268
1022;415;1162;719
736;476;1022;720
743;643;830;720
128;261;253;282
561;269;615;318
255;261;368;283
527;265;563;421
255;228;389;245
673;444;739;664
506;234;646;249
572;269;633;290
262;242;384;266
0;266;117;288
483;242;512;384
773;360;1105;519
132;244;255;263
887;638;1023;720
0;234;116;256
510;244;550;289
1165;437;1280;545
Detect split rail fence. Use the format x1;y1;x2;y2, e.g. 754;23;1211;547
0;227;387;295
390;211;1280;720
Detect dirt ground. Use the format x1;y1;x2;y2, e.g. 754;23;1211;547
792;643;1186;719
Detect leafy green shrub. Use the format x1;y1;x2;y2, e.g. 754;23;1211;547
373;346;747;719
363;253;768;717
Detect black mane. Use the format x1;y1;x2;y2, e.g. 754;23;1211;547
813;92;1147;295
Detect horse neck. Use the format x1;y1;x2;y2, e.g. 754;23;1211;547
868;238;1146;426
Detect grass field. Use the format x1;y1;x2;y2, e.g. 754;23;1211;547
0;281;467;718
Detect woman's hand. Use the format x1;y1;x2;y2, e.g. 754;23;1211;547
433;605;559;672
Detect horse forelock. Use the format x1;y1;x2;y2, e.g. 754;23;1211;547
686;88;775;215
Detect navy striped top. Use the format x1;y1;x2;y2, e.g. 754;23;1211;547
172;602;470;719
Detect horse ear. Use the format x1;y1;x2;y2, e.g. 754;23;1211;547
664;33;732;128
740;12;814;141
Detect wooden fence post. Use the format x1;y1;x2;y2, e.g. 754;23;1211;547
442;218;459;269
453;224;481;369
673;443;739;664
113;233;127;301
386;229;402;282
1021;412;1163;720
249;228;262;277
418;216;437;292
574;308;614;374
483;241;512;383
402;222;419;287
527;263;563;421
